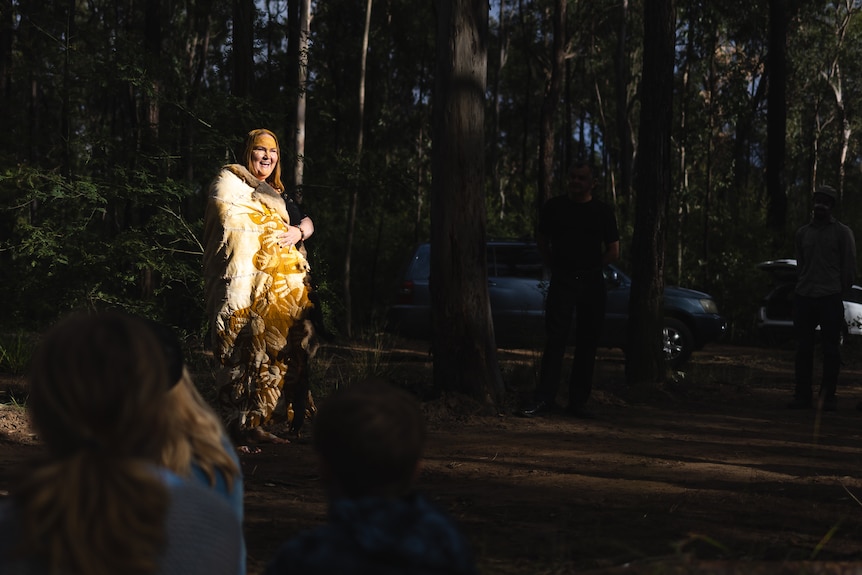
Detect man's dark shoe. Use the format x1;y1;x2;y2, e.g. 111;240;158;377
820;396;837;412
518;400;550;418
786;397;813;409
565;405;595;420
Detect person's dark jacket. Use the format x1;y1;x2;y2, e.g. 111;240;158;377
264;493;477;575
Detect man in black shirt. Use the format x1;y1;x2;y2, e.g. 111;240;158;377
520;162;620;418
788;185;856;411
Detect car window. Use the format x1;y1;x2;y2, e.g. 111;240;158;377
491;244;544;279
408;243;431;279
846;286;862;304
409;242;545;280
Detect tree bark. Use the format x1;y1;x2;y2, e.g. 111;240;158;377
139;0;162;299
675;0;693;282
536;0;566;209
765;0;787;233
0;0;10;110
431;0;503;405
491;0;506;219
822;1;858;200
232;0;254;99
182;0;214;205
517;0;532;209
61;0;75;176
625;0;674;385
343;0;373;338
293;0;310;196
285;0;300;168
614;0;633;213
143;0;161;166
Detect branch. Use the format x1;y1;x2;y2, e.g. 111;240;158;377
157;205;204;253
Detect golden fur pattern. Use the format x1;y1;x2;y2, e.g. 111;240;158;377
203;165;317;433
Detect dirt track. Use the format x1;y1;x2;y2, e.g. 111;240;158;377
3;341;862;574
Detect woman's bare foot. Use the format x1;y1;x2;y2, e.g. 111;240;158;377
246;427;290;445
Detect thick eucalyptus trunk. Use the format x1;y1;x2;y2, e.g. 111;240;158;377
625;0;674;385
431;0;502;405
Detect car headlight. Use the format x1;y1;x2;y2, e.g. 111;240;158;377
699;299;719;314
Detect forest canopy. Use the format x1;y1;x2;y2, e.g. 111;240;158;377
1;0;861;346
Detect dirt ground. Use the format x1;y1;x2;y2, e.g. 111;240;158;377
3;339;862;575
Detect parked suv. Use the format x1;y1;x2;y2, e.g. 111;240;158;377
386;241;727;367
756;259;862;343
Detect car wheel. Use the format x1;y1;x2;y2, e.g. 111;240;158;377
663;318;693;368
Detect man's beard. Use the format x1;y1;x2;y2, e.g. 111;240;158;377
813;205;831;220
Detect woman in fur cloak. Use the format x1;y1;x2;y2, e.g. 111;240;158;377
203;129;318;447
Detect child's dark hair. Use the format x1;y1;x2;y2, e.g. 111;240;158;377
313;378;426;498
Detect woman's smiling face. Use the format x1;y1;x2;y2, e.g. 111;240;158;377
250;135;279;181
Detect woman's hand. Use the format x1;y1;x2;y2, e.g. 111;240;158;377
278;226;303;248
277;217;313;248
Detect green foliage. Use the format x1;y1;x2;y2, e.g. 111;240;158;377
0;166;205;331
0;332;34;375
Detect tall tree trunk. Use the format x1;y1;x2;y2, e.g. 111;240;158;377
614;0;633;214
702;30;715;289
625;0;674;385
516;0;531;209
61;0;75;176
675;0;693;282
431;0;502;405
730;67;766;220
414;122;426;244
810;96;824;196
232;0;254;100
343;0;373;338
823;1;858;199
492;0;506;219
285;0;300;168
0;0;12;273
139;0;162;300
766;0;787;233
0;0;11;113
356;0;371;159
293;0;310;196
144;0;161;165
536;0;566;209
183;0;214;210
833;73;851;200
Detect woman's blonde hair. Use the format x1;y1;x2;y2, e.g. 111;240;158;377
16;311;177;575
244;128;284;192
160;368;239;490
